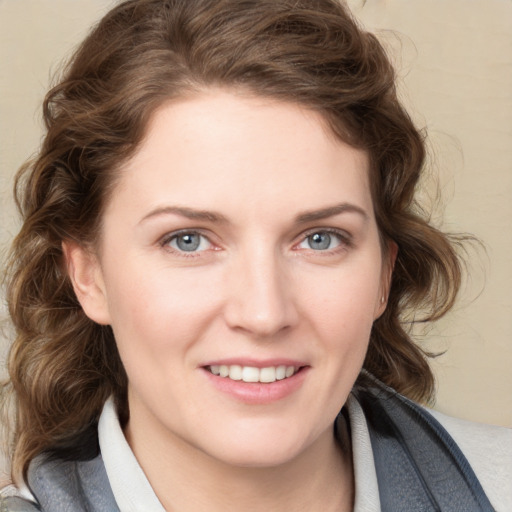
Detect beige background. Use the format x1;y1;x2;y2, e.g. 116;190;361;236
0;0;511;433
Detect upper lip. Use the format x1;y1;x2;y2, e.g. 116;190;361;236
200;358;309;368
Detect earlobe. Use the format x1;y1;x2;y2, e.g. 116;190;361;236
375;241;398;319
62;241;111;325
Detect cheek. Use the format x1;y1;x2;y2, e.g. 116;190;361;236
104;269;220;402
298;261;382;380
104;263;224;355
303;264;382;329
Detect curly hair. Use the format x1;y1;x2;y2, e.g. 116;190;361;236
3;0;463;480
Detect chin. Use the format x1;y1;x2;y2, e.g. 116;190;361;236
212;446;302;469
199;426;316;469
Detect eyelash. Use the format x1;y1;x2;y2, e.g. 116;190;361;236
158;228;353;257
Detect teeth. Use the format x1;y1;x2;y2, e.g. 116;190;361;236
276;365;286;380
242;366;260;382
208;364;298;383
259;367;276;383
229;365;242;380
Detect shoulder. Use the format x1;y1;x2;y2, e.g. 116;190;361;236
28;454;118;511
0;486;39;511
0;498;39;512
428;408;512;511
0;451;119;512
352;374;511;511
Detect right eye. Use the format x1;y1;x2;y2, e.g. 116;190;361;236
164;232;213;253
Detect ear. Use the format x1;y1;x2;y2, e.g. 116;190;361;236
374;240;398;319
62;240;112;325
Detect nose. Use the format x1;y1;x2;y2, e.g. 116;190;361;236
223;248;299;338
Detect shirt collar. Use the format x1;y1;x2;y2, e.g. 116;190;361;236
98;397;166;511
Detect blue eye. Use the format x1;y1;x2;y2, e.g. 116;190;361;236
167;232;211;252
298;231;343;251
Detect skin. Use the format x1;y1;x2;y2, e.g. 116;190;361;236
66;89;394;511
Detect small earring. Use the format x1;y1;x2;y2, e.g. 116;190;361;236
381;296;386;304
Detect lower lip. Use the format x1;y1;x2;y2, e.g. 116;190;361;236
202;367;309;405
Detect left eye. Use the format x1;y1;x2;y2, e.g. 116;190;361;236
167;232;212;252
298;231;343;251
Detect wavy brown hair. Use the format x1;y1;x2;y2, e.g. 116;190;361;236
3;0;464;480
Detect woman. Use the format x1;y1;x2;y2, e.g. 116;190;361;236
1;0;510;510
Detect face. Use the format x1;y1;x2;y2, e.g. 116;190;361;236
69;90;392;469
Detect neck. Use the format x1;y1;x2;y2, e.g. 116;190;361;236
125;413;354;512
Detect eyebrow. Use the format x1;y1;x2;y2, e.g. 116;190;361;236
139;202;368;225
139;206;229;225
294;202;369;223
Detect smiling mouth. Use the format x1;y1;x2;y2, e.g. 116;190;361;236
207;364;300;383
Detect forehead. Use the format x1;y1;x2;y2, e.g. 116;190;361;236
106;89;373;222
